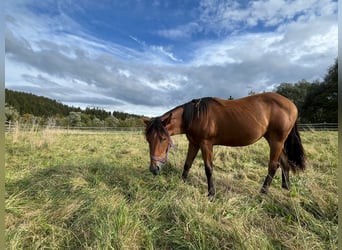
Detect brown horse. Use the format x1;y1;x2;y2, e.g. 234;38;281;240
144;92;306;196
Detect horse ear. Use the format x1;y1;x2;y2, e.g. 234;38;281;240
142;117;150;126
161;113;172;126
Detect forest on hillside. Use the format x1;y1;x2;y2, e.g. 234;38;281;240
5;90;144;127
5;59;337;127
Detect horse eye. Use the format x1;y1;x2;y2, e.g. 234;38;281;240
161;137;167;142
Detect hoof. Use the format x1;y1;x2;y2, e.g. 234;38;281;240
181;171;188;182
260;187;268;194
208;189;215;198
208;193;215;202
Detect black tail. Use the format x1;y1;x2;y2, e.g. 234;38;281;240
284;122;306;173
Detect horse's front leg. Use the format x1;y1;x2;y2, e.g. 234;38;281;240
200;143;215;197
182;142;200;181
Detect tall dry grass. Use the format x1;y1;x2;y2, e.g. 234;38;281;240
5;127;337;249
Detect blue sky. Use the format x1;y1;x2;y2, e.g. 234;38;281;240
5;0;338;116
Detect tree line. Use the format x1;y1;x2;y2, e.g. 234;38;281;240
274;59;337;123
5;89;144;127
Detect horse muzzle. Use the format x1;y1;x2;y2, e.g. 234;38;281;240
149;154;167;175
149;163;162;175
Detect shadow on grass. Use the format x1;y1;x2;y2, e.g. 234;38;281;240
6;159;182;204
5;160;158;247
5;155;192;222
5;159;207;249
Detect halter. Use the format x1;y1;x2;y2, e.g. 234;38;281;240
150;135;175;164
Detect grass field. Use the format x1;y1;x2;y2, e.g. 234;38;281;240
5;128;337;249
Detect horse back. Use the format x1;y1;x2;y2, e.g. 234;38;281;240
192;92;298;146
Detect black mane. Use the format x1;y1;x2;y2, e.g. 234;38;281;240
182;97;217;130
145;97;218;135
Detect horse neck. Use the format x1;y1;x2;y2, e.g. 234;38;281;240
164;107;184;136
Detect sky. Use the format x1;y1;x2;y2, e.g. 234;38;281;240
5;0;338;116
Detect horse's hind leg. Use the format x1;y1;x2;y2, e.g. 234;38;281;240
260;140;283;194
280;152;290;190
182;142;200;181
281;169;290;190
260;162;280;194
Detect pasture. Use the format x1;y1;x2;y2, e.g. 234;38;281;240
5;128;337;249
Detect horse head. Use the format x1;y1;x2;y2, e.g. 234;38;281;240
144;114;174;175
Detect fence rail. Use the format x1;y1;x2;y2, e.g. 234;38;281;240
5;122;338;133
297;123;338;131
4;122;144;133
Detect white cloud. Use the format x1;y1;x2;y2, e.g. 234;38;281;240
5;0;338;116
157;22;201;40
118;69;131;78
149;45;182;63
198;0;337;34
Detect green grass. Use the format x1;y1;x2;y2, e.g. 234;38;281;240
5;129;337;249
